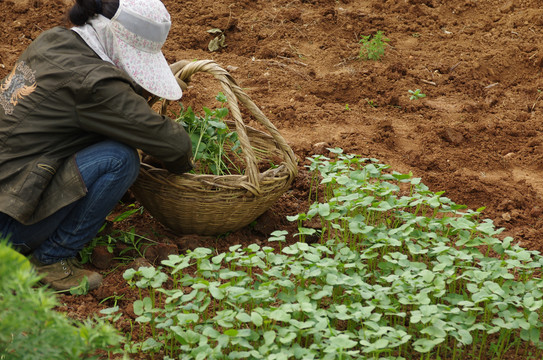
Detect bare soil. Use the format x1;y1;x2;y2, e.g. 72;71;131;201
3;0;543;357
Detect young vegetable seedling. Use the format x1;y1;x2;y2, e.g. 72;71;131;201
358;31;389;61
408;89;426;100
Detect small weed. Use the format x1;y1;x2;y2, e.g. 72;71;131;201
358;31;389;61
100;293;126;307
408;88;426;100
79;204;144;264
67;276;89;296
115;228;153;260
365;98;378;108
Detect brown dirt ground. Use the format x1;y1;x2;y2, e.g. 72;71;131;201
3;0;543;357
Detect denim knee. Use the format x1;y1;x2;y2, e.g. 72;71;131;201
110;141;140;184
76;140;140;187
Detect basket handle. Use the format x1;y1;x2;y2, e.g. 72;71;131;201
150;59;297;195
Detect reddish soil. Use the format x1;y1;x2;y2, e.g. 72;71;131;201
3;0;543;356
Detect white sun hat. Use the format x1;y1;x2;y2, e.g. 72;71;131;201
107;0;182;100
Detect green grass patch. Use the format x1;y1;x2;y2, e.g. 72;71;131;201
0;240;123;359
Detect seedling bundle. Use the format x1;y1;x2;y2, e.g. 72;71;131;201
131;60;297;235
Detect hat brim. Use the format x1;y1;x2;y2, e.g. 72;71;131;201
112;37;182;101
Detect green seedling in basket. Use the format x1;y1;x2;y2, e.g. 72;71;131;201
176;93;242;176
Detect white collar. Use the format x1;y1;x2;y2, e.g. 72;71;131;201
71;15;115;65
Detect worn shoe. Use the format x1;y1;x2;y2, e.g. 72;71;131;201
30;256;102;291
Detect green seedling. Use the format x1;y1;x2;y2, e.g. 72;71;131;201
67;276;89;296
117;228;158;260
103;149;543;360
409;88;426;100
79;204;144;264
365;98;378;108
358;31;389;60
100;293;126;307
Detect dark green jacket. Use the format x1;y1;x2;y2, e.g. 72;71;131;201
0;27;192;225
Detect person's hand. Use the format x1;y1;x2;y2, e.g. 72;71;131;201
141;153;194;174
141;154;165;169
175;157;194;174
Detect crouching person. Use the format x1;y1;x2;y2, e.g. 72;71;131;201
0;0;193;291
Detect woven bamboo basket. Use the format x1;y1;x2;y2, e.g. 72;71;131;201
131;60;298;235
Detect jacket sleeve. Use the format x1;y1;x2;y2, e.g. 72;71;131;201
75;67;193;174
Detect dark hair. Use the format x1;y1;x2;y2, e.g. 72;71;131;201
68;0;119;26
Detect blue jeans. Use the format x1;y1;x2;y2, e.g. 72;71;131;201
0;140;140;264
